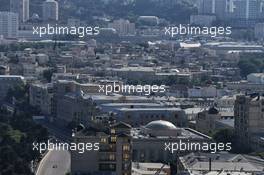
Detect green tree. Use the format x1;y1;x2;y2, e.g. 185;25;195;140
238;60;259;77
0;82;47;174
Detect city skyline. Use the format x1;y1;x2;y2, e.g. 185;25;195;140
0;0;264;175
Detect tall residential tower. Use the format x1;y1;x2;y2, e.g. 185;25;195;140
10;0;29;23
43;0;58;21
0;12;18;38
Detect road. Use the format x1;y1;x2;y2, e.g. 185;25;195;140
36;149;71;175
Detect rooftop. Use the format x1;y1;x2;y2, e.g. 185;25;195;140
145;120;177;130
116;107;182;112
131;127;209;140
180;152;264;174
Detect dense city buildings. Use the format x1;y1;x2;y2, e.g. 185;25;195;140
109;19;136;36
0;0;264;174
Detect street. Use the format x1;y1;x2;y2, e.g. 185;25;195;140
36;149;70;175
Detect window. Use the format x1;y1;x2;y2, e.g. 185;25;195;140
101;137;107;143
99;163;116;171
123;163;130;170
123;153;130;160
111;136;117;142
123;145;130;151
109;154;115;161
111;129;115;134
109;164;115;170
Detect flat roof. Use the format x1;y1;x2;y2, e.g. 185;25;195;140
133;162;170;169
117;107;182;112
100;103;163;107
0;75;24;78
131;127;208;140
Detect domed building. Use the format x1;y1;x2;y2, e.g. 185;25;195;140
132;120;211;162
145;120;177;130
142;120;182;137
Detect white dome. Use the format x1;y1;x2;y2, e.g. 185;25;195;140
145;120;177;130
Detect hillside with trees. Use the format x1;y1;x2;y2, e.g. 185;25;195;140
0;84;48;175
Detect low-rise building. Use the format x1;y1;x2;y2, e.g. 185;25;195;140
255;23;264;40
0;65;9;75
226;81;264;94
190;15;216;27
188;86;219;98
247;73;264;84
114;107;187;127
178;152;264;175
132;162;170;175
29;83;54;116
132;120;211;163
196;107;221;135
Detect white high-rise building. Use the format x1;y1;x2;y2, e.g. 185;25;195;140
198;0;264;20
10;0;29;23
228;0;264;19
43;0;58;21
0;12;18;38
108;19;136;36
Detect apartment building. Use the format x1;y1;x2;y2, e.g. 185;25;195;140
71;122;132;175
29;83;54;116
234;94;264;151
196;107;221;135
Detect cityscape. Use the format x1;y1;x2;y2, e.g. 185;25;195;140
0;0;264;175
